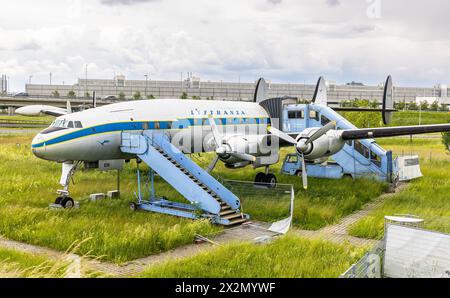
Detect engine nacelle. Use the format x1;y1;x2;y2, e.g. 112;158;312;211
299;130;345;160
218;134;276;164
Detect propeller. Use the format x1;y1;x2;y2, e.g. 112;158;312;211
268;121;336;189
206;116;256;172
300;152;307;190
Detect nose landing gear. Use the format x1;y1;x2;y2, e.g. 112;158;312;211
54;162;79;209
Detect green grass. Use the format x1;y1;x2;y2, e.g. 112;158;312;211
390;111;450;126
0;114;53;123
348;138;450;239
0;247;69;277
139;235;367;278
0;134;219;263
0;133;386;262
339;111;450;129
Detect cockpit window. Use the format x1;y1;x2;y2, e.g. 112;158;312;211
50;119;83;129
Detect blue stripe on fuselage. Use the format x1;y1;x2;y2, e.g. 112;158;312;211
31;118;270;149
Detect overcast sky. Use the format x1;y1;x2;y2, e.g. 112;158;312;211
1;0;450;91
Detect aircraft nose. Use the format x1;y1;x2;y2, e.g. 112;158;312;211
31;134;46;158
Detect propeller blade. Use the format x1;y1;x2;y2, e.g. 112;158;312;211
301;153;307;190
305;121;336;145
268;126;297;144
229;152;256;162
206;155;220;173
208;116;222;147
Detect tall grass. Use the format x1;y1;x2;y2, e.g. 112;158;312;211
139;234;367;278
348;138;450;239
0;134;385;262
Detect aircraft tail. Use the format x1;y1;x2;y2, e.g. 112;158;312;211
66;100;72;114
253;78;268;103
312;76;327;105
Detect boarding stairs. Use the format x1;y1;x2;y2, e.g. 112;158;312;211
120;130;248;226
278;103;394;182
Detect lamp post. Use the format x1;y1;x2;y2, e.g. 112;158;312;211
29;75;33;84
144;74;148;97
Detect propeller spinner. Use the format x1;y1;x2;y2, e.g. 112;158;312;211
268;121;336;189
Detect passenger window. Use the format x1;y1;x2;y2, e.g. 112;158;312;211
154;122;160;129
67;121;74;128
309;111;319;121
74;121;83;128
321;115;331;126
370;151;382;167
355;141;370;159
288;111;304;119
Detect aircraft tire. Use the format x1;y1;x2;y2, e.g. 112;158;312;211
254;172;265;185
61;197;74;209
264;174;277;188
130;202;139;211
55;196;64;205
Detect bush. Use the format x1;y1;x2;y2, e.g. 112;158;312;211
408;102;418;110
67;91;76;99
420;101;429;111
118;92;126;100
430;100;439;111
51;90;60;98
180;92;188;99
147;94;155;99
133;91;141;100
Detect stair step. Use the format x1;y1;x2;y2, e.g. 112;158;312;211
220;210;235;216
228;217;248;226
222;213;243;220
230;218;247;226
221;205;231;211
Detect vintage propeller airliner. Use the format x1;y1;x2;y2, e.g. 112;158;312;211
30;76;450;208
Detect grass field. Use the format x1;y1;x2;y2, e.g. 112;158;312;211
140;235;367;278
0;114;54;124
348;137;450;239
0;133;386;262
340;110;450;128
0;247;62;278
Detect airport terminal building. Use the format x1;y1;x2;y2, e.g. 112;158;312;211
25;75;450;106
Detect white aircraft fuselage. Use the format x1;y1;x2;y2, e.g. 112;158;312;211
31;99;273;163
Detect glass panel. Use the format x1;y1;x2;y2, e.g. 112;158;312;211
321;115;331;125
309;111;319;120
67;121;74;128
74;121;83;128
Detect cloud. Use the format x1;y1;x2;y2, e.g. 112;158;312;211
267;0;282;4
100;0;159;6
1;0;450;91
325;0;340;7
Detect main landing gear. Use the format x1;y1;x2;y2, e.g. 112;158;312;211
254;167;277;188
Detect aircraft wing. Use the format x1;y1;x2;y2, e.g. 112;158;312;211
341;124;450;140
15;105;68;117
40;108;68;117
